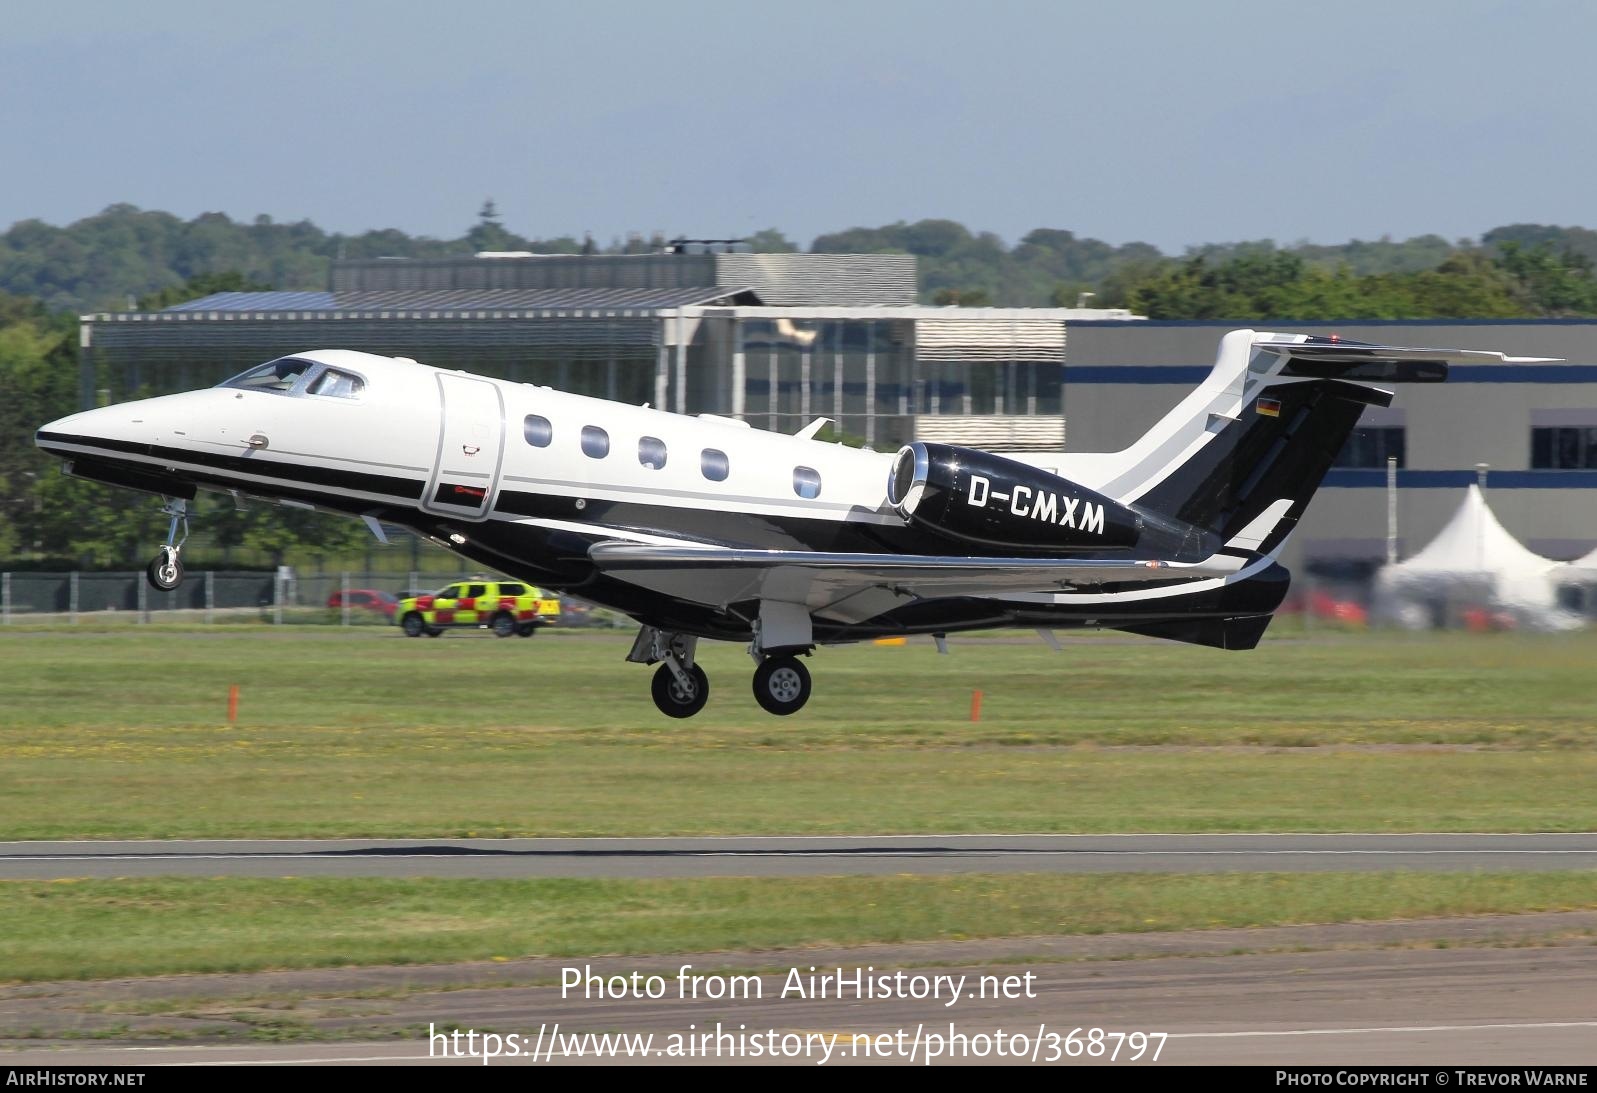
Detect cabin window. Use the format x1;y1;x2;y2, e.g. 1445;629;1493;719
700;448;730;482
793;466;822;499
581;425;610;459
308;368;364;398
638;436;668;470
524;415;553;447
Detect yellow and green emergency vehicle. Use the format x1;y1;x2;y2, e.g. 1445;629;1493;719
397;580;560;638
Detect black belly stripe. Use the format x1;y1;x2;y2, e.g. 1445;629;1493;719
36;431;427;502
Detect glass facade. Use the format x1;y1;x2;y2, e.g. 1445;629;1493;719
87;316;659;408
1333;427;1407;469
85;308;1068;454
664;313;1062;451
1532;426;1597;469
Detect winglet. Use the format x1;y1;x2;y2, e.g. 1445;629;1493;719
795;417;832;439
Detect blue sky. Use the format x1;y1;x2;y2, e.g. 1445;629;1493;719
4;0;1592;251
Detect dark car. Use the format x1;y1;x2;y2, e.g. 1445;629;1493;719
327;588;399;619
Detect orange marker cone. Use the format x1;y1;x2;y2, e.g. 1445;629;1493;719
970;689;983;722
228;684;239;723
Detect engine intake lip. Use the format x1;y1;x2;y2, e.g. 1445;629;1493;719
887;442;930;516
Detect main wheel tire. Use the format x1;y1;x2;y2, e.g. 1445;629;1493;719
491;612;516;638
401;612;425;637
516;622;538;637
145;552;184;592
651;662;710;719
752;655;811;716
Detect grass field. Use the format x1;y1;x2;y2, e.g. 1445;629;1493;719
0;627;1594;838
5;872;1597;983
1;625;1594;985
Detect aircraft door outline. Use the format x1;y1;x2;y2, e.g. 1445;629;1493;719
423;373;506;520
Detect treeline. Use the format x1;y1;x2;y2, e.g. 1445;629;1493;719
7;203;1597;316
809;221;1597;316
1116;243;1597;320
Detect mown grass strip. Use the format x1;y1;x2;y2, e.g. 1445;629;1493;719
5;873;1597;983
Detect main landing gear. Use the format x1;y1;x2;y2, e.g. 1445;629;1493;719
752;655;811;716
145;498;189;591
628;625;815;718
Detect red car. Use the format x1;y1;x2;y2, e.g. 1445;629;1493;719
327;589;399;619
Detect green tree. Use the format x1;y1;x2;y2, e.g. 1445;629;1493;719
1118;249;1536;320
465;198;517;253
1491;241;1597;315
0;306;72;558
745;228;798;253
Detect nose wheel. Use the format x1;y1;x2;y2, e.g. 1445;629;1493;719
146;547;185;592
752;655;811;716
145;498;190;591
651;662;709;718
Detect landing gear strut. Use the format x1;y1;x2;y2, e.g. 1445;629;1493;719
145;498;189;591
628;623;818;718
630;627;709;718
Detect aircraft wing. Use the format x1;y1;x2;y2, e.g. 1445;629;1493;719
588;543;1245;624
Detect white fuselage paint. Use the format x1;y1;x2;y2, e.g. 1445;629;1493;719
49;332;1316;539
45;352;904;536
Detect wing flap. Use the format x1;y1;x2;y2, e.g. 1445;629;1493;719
588;543;1245;622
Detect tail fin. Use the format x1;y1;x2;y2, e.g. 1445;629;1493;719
1101;331;1544;557
1131;367;1390;554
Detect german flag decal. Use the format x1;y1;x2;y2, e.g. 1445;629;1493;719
1255;397;1282;417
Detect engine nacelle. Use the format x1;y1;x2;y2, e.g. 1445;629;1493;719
886;441;1143;553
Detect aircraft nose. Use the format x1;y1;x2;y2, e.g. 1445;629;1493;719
35;403;151;460
35;407;98;456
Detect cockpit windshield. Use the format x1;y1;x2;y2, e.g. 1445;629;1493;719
308;368;364;398
218;358;365;399
220;357;316;393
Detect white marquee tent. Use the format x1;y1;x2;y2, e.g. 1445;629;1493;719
1374;485;1578;630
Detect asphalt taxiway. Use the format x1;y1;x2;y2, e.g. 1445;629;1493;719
4;833;1597;878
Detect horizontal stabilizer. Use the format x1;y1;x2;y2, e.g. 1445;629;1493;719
1256;338;1560;384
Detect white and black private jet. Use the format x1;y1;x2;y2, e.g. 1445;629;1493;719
35;329;1544;717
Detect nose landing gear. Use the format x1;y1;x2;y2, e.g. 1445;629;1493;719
629;626;710;718
651;660;710;719
145;498;189;591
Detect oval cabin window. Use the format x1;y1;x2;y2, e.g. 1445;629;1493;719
581;425;610;459
638;436;668;470
793;466;822;499
524;415;553;447
700;448;730;482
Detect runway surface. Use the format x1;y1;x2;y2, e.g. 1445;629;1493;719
4;833;1597;878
